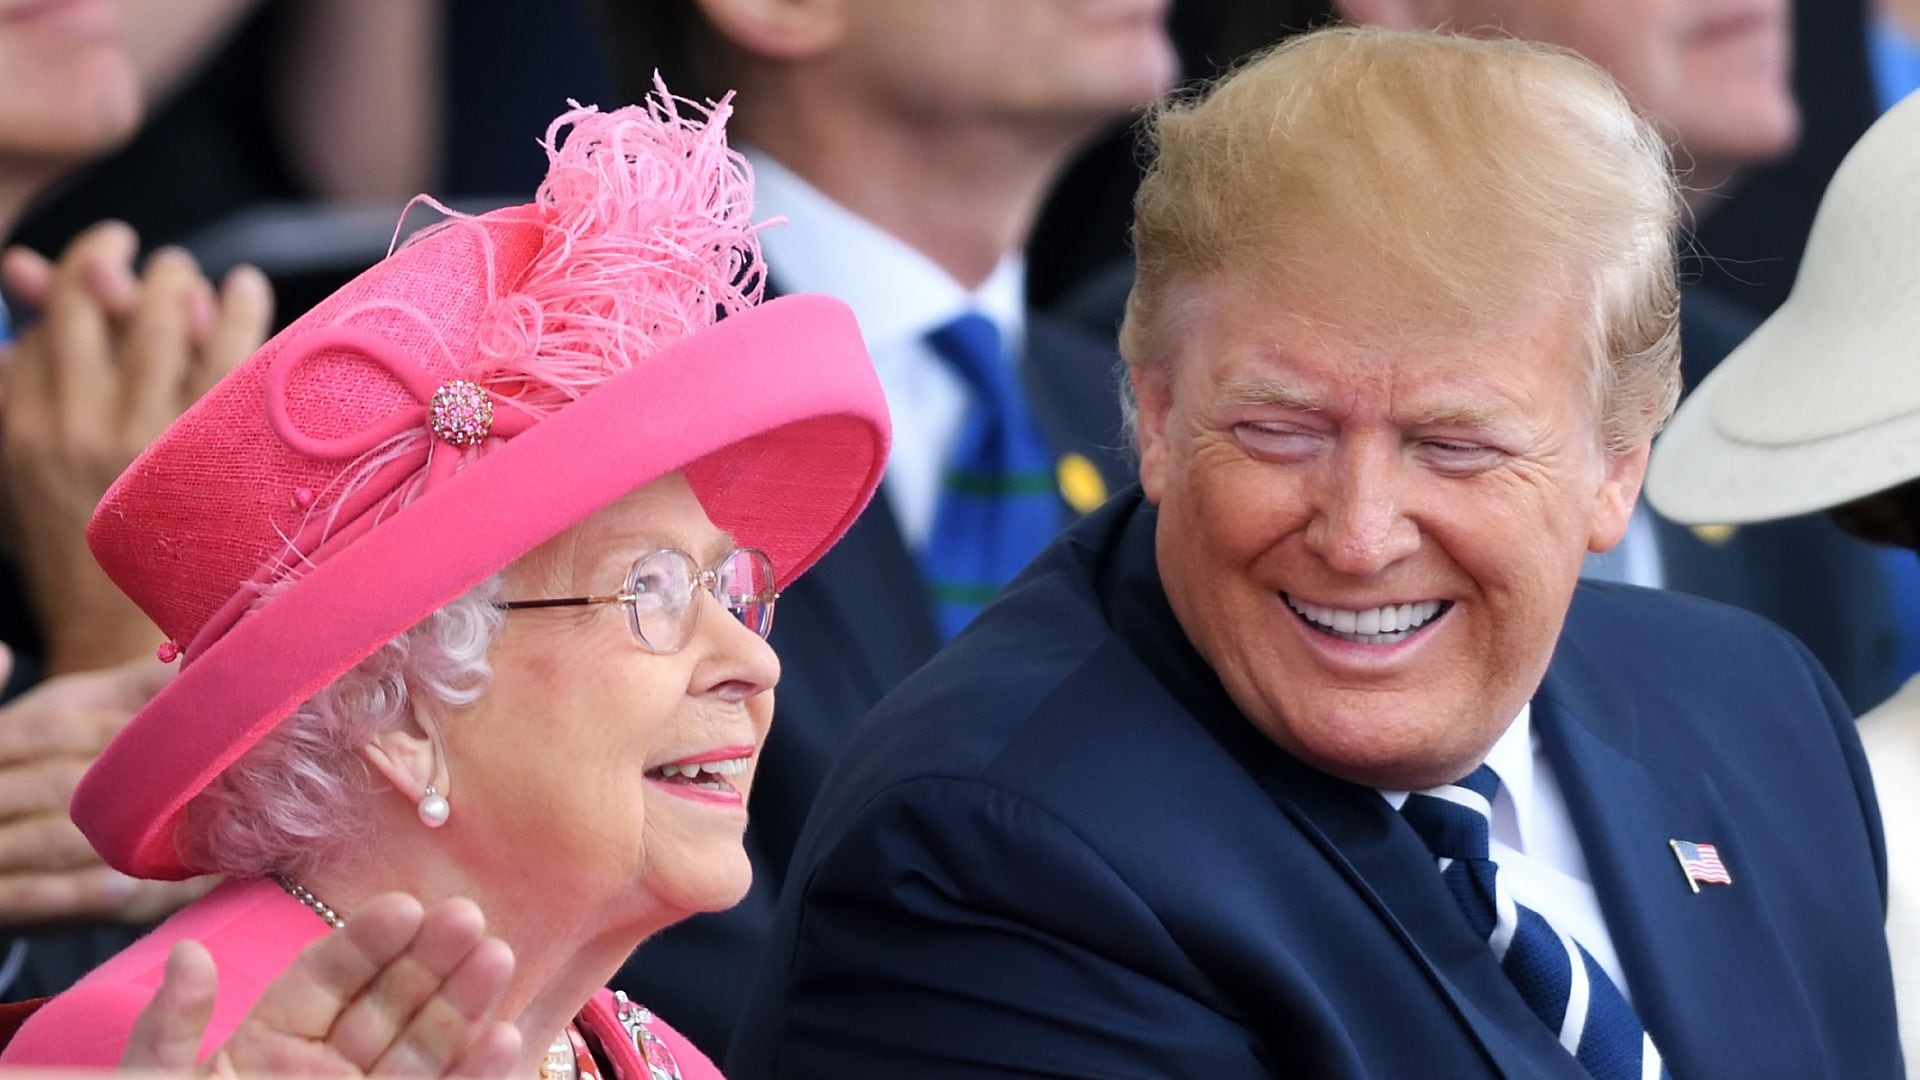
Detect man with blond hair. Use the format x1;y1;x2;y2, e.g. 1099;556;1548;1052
729;27;1899;1078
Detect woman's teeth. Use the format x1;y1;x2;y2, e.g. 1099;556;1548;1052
1284;595;1449;645
652;757;750;789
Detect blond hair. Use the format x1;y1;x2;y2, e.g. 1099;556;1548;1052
1119;26;1681;454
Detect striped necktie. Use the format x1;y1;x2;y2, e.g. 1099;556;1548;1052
920;312;1060;639
1401;766;1668;1080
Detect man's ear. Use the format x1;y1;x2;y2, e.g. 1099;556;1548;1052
1332;0;1439;31
1588;440;1652;555
695;0;847;61
358;711;445;804
1131;364;1175;506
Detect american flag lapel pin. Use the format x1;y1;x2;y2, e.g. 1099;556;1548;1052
1669;839;1733;893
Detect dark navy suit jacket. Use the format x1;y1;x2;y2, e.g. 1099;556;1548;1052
728;491;1900;1078
611;307;1137;1056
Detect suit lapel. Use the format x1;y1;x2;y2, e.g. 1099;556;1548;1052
1533;645;1826;1075
1248;752;1593;1080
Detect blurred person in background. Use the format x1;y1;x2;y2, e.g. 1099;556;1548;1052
587;0;1177;1056
0;0;274;1005
1647;88;1920;1070
10;0;444;261
1024;0;1332;305
8;0;444;354
1331;0;1799;195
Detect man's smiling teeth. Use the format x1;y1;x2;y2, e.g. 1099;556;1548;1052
1284;595;1448;645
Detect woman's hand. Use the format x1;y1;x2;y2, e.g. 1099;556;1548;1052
121;892;521;1076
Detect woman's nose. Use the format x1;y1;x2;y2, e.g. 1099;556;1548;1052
690;589;781;703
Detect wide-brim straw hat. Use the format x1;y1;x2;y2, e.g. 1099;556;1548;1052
73;88;890;880
1648;90;1920;525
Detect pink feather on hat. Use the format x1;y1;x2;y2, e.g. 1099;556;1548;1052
472;84;770;414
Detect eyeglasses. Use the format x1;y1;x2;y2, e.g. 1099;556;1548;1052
497;547;779;654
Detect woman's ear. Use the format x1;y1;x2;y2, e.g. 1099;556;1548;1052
358;710;445;804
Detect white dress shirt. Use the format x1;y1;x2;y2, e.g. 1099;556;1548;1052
747;150;1026;552
1380;705;1631;999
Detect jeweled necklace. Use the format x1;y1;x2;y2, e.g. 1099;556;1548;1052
272;876;583;1079
273;875;345;929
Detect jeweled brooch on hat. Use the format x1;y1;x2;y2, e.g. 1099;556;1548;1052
429;380;495;446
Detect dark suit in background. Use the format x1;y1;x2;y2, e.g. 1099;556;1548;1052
1055;265;1905;713
1687;0;1878;319
611;303;1135;1056
728;491;1899;1078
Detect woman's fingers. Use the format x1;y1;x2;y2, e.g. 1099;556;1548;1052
366;933;516;1077
327;895;485;1070
120;939;220;1070
118;891;519;1079
447;1019;522;1080
237;891;427;1042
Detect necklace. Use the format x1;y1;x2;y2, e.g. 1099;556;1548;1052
538;1028;583;1080
272;876;581;1078
273;875;345;929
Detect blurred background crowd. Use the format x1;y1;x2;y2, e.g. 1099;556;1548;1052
0;0;1911;1064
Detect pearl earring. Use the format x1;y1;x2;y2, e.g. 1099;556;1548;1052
417;785;450;828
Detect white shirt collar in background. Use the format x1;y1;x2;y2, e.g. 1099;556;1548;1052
747;149;1026;549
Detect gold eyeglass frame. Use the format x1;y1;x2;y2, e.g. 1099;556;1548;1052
496;547;780;654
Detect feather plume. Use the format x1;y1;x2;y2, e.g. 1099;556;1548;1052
470;78;768;414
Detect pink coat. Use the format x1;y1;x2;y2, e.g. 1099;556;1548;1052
0;878;721;1078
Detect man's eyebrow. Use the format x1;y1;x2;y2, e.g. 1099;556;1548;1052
1404;403;1512;430
1219;376;1325;411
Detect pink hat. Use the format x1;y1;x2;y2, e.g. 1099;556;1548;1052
72;88;890;880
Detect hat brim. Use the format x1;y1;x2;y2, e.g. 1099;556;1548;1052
1647;303;1920;525
73;295;889;879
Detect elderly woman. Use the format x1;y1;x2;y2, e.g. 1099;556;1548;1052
1646;89;1920;1071
0;83;888;1076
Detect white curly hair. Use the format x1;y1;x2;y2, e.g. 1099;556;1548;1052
178;576;504;879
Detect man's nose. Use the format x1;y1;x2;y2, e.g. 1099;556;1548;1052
1303;442;1421;577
